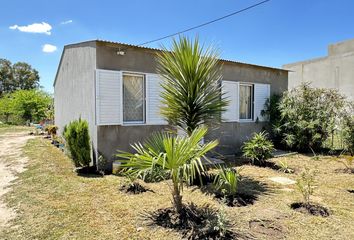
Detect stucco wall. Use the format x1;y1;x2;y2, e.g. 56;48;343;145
95;41;288;163
97;125;168;169
284;39;354;101
54;42;98;161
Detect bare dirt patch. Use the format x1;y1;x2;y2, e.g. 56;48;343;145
0;131;34;227
290;202;330;217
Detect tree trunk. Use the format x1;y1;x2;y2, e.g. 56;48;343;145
172;182;183;214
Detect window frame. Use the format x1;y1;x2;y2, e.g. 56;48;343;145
122;72;146;125
239;83;254;122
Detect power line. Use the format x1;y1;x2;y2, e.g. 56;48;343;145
135;0;271;47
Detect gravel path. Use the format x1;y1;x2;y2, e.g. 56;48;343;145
0;131;34;228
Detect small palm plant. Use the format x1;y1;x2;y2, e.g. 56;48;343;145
156;36;228;135
242;131;275;166
213;167;241;197
118;127;218;214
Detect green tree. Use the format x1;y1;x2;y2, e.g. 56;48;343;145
0;59;13;96
0;94;13;123
156;36;228;135
11;89;52;123
12;62;40;90
0;59;40;96
118;127;218;214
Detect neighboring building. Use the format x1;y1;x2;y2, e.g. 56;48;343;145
54;40;288;169
283;38;354;101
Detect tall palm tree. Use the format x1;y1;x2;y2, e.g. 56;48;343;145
156;36;228;136
118;127;218;214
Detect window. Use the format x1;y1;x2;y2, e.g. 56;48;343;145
239;84;253;120
123;73;145;123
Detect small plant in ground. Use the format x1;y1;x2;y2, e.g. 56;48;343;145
276;160;294;173
118;126;218;214
296;168;317;206
242;131;274;166
63;118;91;168
45;124;58;137
292;167;330;217
97;154;107;176
119;170;148;194
213;167;241;196
212;204;232;238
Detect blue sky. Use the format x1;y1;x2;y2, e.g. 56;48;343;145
1;0;354;93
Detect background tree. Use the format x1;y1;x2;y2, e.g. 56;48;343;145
10;89;52;123
156;36;228;135
0;94;13;123
0;59;13;96
0;58;40;97
12;62;40;90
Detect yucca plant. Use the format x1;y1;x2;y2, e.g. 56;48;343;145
242;131;274;166
117;127;218;214
156;36;228;135
213;167;241;196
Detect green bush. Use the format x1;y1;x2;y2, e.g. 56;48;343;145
261;94;284;147
242;131;274;166
343;116;354;155
63;118;91;168
277;83;347;152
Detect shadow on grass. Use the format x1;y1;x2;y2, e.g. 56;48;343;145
140;203;252;240
76;166;104;178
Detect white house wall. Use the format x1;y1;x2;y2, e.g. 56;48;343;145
54;42;98;161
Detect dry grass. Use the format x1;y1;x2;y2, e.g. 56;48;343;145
0;128;353;239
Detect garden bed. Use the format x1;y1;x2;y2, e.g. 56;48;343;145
1;133;354;239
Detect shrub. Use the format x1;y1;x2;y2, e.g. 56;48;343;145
45;124;58;136
242;131;274;166
343;116;354;155
213;167;241;196
276;160;294;173
261;94;284;147
296;168;317;205
63;118;91;168
278;83;347;152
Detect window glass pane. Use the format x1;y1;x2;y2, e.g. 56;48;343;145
123;74;144;122
239;85;253;120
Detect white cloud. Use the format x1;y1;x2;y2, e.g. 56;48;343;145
42;44;57;53
60;20;73;25
9;22;52;35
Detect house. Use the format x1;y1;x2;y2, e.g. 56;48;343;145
283;38;354;101
54;40;288;169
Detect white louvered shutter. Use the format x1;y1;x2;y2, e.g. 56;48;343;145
222;81;239;122
254;83;270;122
95;69;122;125
146;74;168;125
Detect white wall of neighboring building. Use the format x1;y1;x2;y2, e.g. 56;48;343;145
283;39;354;101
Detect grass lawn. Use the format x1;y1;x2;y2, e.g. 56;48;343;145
1;130;353;239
